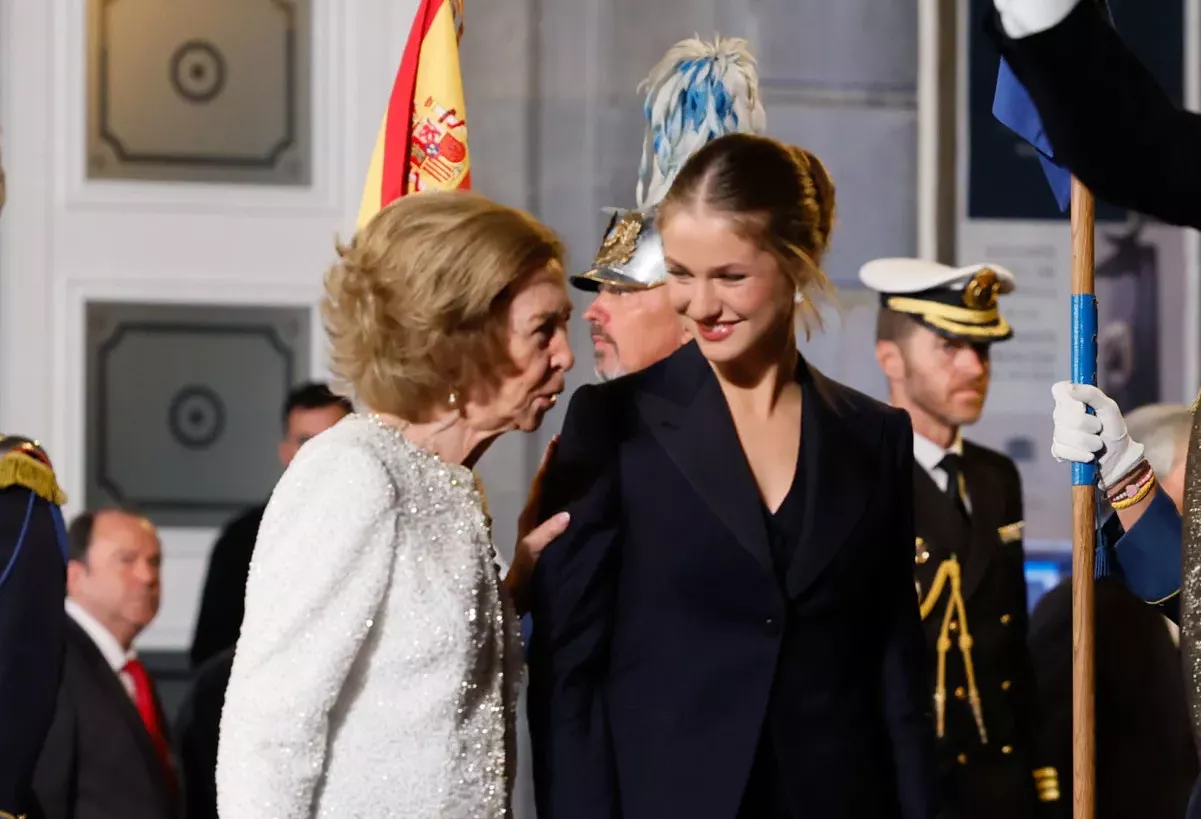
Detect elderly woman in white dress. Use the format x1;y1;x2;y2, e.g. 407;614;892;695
216;190;575;818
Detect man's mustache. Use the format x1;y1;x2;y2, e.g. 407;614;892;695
590;323;615;346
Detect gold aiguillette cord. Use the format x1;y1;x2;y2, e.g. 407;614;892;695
918;555;988;744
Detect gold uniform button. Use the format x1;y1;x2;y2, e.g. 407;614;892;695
1000;613;1012;625
949;621;959;632
1002;745;1013;755
1001;680;1012;691
957;753;968;765
954;686;966;700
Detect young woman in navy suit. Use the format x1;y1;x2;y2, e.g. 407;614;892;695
529;133;938;819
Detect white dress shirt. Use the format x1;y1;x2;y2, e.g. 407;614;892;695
913;430;973;514
66;598;138;700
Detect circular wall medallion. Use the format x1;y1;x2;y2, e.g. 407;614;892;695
168;385;227;450
169;40;227;104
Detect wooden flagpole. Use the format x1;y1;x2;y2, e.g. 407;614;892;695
1069;175;1097;819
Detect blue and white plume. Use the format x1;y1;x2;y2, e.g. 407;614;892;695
635;35;767;210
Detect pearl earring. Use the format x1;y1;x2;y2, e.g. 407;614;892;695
448;391;459;408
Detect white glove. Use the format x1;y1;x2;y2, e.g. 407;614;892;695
994;0;1080;38
1050;381;1145;489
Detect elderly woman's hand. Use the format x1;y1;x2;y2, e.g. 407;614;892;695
505;437;570;616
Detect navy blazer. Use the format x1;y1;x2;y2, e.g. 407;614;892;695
528;342;937;819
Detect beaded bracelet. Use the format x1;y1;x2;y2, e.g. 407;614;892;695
1107;460;1156;509
1111;473;1157;510
1104;458;1152;500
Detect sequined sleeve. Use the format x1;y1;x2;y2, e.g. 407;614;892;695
216;438;400;819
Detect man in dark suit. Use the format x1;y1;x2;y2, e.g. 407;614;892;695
987;0;1201;230
173;647;234;819
33;509;177;819
0;436;69;819
863;258;1059;818
189;382;351;668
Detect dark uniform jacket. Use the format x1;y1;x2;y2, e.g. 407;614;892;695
987;0;1201;230
1030;577;1197;819
0;440;68;819
913;440;1057;819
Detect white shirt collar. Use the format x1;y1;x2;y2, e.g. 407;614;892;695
66;598;136;673
913;430;963;473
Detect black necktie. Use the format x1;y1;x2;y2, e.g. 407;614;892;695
938;453;969;520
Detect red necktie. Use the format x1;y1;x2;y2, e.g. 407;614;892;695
123;658;175;787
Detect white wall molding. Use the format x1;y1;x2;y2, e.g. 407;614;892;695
56;0;345;216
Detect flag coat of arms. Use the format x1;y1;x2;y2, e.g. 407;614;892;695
357;0;470;230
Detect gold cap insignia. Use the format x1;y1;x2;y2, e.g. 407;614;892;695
963;269;1000;310
592;212;644;270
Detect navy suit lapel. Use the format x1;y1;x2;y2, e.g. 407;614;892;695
635;343;774;575
634;345;880;596
784;368;878;599
66;619;171;804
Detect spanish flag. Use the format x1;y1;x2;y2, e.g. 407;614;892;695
356;0;470;230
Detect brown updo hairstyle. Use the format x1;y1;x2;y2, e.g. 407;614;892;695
656;132;837;336
322;190;565;419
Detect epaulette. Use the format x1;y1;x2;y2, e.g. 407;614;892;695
0;436;67;505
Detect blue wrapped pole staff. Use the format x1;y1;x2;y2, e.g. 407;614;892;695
994;43;1099;818
1069;176;1097;819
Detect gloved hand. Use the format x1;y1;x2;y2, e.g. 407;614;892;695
1050;381;1145;489
994;0;1081;39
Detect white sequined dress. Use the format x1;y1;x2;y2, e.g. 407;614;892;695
216;414;521;818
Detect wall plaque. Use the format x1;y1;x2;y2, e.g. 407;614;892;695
85;302;312;528
86;0;312;185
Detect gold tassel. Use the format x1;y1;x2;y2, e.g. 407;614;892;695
0;452;66;505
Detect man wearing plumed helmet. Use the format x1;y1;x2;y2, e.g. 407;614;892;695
573;35;767;381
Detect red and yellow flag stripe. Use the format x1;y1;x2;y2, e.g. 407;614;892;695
356;0;470;230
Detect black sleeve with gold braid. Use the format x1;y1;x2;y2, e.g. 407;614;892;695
0;434;68;819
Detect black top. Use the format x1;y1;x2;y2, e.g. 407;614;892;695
763;437;807;584
740;434;807;819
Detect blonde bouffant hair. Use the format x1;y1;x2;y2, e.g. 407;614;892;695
322;190;565;418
